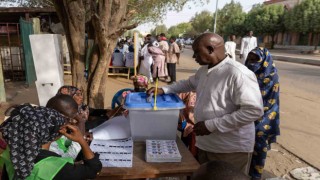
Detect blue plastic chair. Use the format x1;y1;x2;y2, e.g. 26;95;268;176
111;88;133;109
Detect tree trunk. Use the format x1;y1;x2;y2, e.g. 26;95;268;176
314;33;319;51
54;0;137;108
54;1;88;101
88;0;129;108
271;33;275;49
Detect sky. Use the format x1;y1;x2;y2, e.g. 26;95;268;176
135;0;265;34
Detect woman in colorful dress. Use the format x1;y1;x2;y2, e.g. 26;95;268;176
245;47;280;180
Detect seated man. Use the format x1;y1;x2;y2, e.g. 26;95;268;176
0;96;102;179
192;160;250;180
47;94;83;160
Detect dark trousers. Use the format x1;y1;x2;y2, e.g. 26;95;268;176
167;63;176;82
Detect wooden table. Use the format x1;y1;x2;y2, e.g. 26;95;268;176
97;138;200;179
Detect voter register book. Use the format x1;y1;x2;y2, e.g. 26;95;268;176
146;140;182;162
90;137;133;167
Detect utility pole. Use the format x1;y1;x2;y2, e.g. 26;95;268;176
213;0;219;33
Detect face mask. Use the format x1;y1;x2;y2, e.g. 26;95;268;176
134;87;147;92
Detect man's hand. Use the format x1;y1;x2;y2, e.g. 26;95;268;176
146;87;164;95
193;121;211;136
59;124;85;143
239;54;243;59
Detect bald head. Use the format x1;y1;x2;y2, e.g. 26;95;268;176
46;94;78;118
192;33;226;67
193;33;224;49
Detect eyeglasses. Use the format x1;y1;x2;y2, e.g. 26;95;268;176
74;92;83;97
60;113;79;125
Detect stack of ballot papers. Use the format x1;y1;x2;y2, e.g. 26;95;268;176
90;137;133;167
90;116;131;140
146;140;182;163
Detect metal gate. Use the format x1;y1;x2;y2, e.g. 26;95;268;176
0;23;25;81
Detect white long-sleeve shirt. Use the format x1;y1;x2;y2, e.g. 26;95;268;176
163;57;263;153
225;41;237;61
240;36;257;64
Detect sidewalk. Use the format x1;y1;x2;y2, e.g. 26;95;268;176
269;49;320;66
185;45;320;66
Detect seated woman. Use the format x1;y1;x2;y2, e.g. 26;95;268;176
57;86;117;131
178;91;197;157
117;74;149;105
0;102;102;179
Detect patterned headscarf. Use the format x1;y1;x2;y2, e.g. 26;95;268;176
130;75;149;87
56;85;87;114
56;85;78;97
245;47;280;143
0;104;66;179
129;74;149;93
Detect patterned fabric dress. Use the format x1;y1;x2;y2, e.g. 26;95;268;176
245;47;280;179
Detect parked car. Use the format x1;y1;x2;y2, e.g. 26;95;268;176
185;38;194;45
176;39;185;51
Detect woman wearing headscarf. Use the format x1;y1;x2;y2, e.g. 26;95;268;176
245;47;280;180
148;41;166;79
57;86;114;130
139;36;154;83
0;104;102;179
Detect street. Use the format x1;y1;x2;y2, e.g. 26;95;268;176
178;48;320;169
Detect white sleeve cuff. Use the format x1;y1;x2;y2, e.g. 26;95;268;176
204;120;217;132
162;86;170;94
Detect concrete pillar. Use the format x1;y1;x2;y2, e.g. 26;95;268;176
0;56;6;102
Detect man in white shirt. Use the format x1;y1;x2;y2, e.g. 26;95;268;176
147;33;263;175
240;31;257;64
225;35;237;61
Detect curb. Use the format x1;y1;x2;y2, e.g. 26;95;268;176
272;55;320;66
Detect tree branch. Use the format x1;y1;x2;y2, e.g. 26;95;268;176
111;22;139;37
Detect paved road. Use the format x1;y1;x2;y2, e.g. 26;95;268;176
178;48;320;169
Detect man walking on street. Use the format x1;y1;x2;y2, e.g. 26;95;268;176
225;35;237;61
148;33;263;175
167;36;180;83
240;31;257;64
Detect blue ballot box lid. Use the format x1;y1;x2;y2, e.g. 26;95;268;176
124;92;185;110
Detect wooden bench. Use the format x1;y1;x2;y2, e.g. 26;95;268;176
63;64;72;75
108;66;133;79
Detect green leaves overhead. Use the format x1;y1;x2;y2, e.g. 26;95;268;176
284;0;320;34
245;4;285;36
190;10;213;33
217;0;246;36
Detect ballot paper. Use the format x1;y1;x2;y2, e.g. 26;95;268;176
90;116;131;140
146;140;182;163
90;137;133;167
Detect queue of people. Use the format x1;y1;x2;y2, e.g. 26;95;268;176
136;33;180;84
0;32;279;180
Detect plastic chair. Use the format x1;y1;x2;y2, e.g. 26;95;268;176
111;88;133;109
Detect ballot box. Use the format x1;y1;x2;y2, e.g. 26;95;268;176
124;92;185;141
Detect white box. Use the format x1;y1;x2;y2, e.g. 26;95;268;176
30;34;64;84
35;80;63;106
